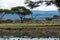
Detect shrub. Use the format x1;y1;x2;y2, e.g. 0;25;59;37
15;19;20;23
5;19;13;23
24;18;32;22
0;19;3;23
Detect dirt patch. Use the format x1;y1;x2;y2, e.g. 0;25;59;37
0;28;60;38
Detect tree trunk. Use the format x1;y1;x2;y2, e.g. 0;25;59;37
20;17;23;23
31;14;33;23
0;13;5;20
18;14;24;23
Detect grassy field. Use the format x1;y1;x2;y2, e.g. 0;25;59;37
0;23;60;37
0;23;60;28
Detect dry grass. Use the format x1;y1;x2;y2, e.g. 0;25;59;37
0;23;60;28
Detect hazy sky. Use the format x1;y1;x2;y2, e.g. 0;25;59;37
0;0;58;11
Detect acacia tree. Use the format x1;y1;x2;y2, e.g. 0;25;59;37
45;17;53;21
3;9;13;14
25;0;53;8
0;9;13;20
55;0;60;6
11;6;32;23
0;9;4;20
25;0;60;9
55;0;60;10
25;0;40;22
25;0;60;22
53;15;60;20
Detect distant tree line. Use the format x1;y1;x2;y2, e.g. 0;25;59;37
45;15;60;21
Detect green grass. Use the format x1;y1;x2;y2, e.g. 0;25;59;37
0;23;60;28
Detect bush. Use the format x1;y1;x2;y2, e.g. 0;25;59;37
15;19;20;23
5;19;13;23
24;18;32;22
0;19;3;23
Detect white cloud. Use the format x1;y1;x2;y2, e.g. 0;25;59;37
0;0;58;11
32;4;58;11
0;0;25;9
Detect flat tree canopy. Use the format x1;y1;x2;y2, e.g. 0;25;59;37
11;6;32;15
11;6;32;23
